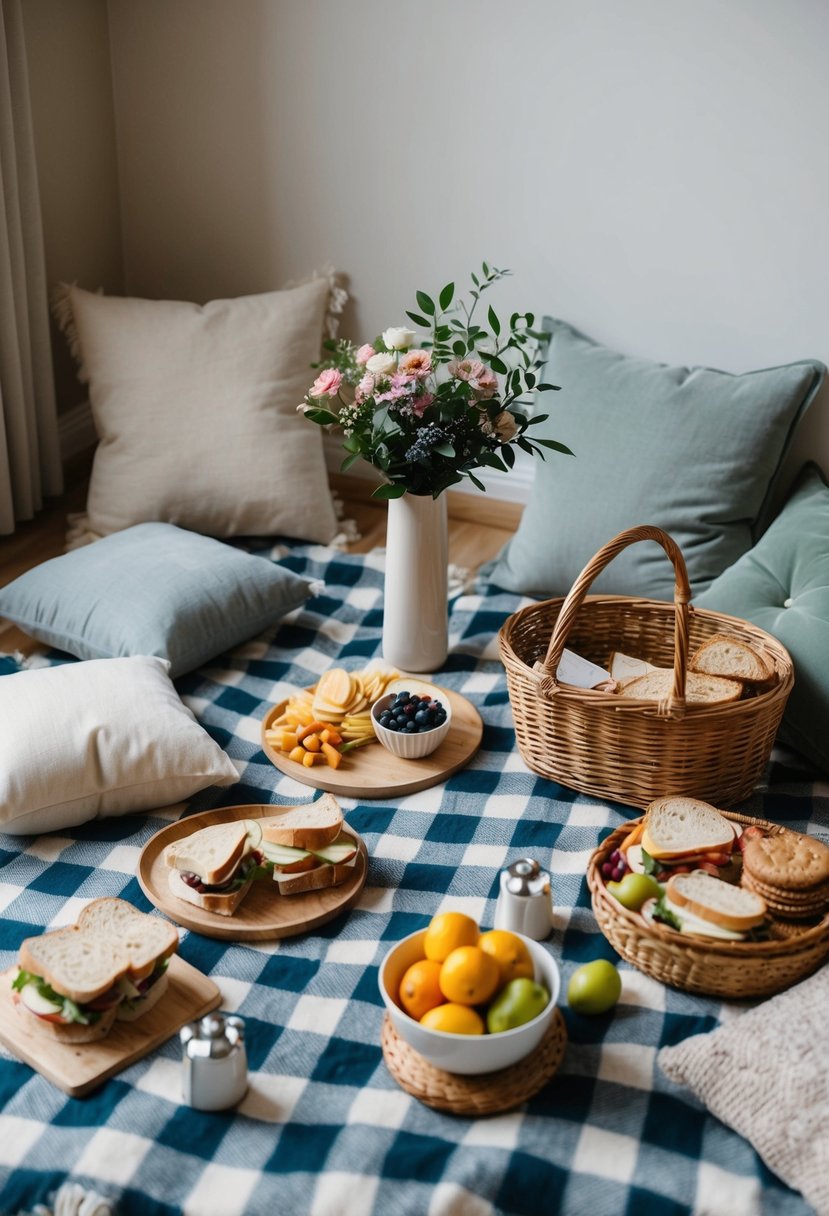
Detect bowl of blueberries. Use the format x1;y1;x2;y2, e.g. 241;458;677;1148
371;686;452;760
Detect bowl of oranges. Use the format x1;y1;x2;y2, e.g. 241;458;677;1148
378;911;560;1075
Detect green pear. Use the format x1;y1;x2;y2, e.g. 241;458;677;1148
486;977;550;1033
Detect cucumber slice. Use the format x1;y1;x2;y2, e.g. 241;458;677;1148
244;819;263;849
311;838;358;865
261;840;311;865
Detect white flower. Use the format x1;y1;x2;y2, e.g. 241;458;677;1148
382;326;415;351
366;351;397;377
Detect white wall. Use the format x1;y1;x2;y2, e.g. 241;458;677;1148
102;1;829;481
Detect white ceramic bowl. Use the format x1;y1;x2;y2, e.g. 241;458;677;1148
378;928;561;1075
371;691;452;760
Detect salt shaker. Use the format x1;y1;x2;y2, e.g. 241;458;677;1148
494;858;554;940
181;1012;248;1111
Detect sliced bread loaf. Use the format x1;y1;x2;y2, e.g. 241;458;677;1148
643;796;735;859
77;897;178;981
18;927;128;1005
163;821;250;885
261;793;343;851
621;668;742;704
690;634;775;685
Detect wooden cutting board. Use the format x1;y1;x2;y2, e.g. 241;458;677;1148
261;685;483;798
0;955;220;1097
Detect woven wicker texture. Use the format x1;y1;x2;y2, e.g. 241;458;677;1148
587;812;829;999
381;1010;568;1116
499;526;794;809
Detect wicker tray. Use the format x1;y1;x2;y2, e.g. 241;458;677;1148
587;811;829;999
499;526;794;809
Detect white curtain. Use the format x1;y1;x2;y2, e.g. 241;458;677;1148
0;0;61;535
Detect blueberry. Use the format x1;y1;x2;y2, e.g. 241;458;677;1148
386;719;399;731
395;691;409;704
415;710;429;726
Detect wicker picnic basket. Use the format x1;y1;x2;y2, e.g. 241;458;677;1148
499;525;794;810
587;812;829;998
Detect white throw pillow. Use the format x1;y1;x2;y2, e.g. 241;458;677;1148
54;279;340;543
0;655;239;835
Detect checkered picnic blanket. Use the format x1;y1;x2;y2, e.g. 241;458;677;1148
0;542;825;1216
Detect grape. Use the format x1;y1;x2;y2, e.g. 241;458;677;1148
601;862;613;878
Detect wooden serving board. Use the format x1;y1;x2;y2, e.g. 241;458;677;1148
138;804;368;941
261;685;483;798
0;955;220;1097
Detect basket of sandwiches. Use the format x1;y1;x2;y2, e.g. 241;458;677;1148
499;525;794;809
587;796;829;998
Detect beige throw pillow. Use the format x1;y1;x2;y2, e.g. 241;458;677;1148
0;655;239;835
658;965;829;1214
54;279;340;542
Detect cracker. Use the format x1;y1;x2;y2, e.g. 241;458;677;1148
742;831;829;890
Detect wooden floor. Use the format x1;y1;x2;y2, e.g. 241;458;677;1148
0;458;522;656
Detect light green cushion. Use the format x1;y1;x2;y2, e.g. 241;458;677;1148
0;522;312;677
695;464;829;773
486;318;824;600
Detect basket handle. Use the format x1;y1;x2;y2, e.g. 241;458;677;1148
541;526;692;712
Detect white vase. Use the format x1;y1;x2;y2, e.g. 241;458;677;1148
382;491;448;673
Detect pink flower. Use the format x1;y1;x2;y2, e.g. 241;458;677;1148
448;358;487;383
355;343;376;366
354;372;375;403
412;391;435;418
398;349;433;379
310;368;343;399
472;366;498;399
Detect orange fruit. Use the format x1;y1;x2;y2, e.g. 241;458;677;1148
398;959;445;1021
478;929;534;987
438;945;500;1006
420;1003;485;1035
423;912;479;962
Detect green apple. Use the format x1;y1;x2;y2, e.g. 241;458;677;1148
567;960;622;1015
486;977;550;1033
606;871;661;911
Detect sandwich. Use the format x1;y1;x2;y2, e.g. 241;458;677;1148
618;668;743;705
643;870;768;941
164;818;265;916
12;897;178;1042
623;796;741;882
258;794;359;894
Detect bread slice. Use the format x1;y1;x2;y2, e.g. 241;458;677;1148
273;856;357;896
77;898;178;982
643;796;736;859
260;793;343;851
164;821;251;885
14;996;118;1044
621;668;742;705
18;928;128;1005
167;867;255;917
690;634;775;686
665;871;767;932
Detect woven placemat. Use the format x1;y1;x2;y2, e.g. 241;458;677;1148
381;1009;568;1116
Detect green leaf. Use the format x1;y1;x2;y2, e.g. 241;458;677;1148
652;894;682;932
452;340;467;358
372;483;407;500
487;305;501;337
415;291;435;316
537;382;562;392
405;310;431;328
303;408;340;426
536;439;575;455
502;444;515;468
525;413;549;427
479;451;507;471
641;848;659;877
467;470;487;492
434;443;456;458
340;452;362;472
342;434;362;454
488;355;508;375
439;282;454;310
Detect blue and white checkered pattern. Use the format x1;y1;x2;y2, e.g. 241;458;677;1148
0;542;824;1216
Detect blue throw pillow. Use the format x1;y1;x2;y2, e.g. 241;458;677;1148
0;523;313;677
485;318;824;601
695;464;829;773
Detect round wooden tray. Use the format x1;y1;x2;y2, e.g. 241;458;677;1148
261;684;483;799
137;804;367;941
381;1010;568;1116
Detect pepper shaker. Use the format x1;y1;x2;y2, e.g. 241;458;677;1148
181;1012;248;1111
494;858;554;940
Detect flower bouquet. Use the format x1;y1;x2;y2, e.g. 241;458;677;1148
299;264;570;499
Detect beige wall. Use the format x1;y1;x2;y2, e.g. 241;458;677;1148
22;0;829;473
22;0;123;417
